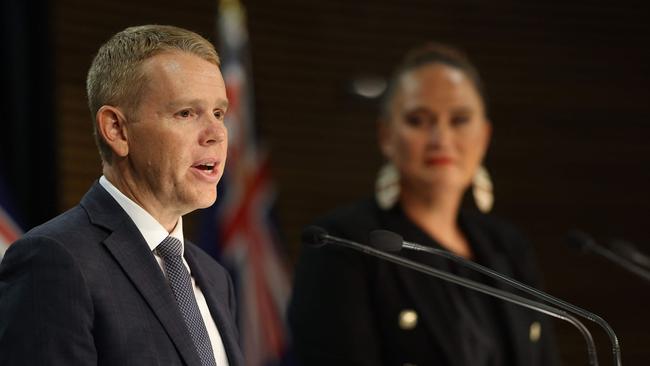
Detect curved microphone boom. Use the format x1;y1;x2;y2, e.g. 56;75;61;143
302;226;600;366
567;229;650;283
370;229;622;366
609;239;650;270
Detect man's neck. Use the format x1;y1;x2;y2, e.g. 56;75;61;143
103;167;181;232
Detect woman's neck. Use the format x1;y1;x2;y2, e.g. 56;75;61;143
400;184;473;258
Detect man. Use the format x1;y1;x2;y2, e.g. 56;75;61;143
0;25;243;366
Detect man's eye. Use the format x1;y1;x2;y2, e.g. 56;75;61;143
214;110;225;120
177;110;192;118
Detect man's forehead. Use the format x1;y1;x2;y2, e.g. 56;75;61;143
165;97;229;109
141;52;226;97
142;51;220;76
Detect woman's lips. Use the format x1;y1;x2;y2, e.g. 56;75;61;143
425;157;453;165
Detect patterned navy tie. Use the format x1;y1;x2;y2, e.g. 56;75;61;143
156;236;217;366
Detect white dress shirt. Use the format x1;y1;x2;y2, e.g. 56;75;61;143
99;176;229;365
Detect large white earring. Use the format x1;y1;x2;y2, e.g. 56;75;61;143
375;162;400;210
472;165;494;213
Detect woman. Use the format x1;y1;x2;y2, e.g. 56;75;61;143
288;44;560;366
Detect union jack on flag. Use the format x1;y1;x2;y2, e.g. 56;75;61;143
198;1;291;365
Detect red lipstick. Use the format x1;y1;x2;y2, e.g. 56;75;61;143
425;157;453;165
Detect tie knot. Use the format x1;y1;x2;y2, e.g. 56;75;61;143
156;236;183;259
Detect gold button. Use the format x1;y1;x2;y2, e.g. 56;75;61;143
529;321;542;343
398;309;418;330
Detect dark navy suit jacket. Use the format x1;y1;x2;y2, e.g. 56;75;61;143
0;182;243;366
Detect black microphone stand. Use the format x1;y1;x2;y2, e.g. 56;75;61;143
568;230;650;283
369;230;622;366
304;227;600;366
609;239;650;270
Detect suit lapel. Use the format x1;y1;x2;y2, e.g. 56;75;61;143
460;215;531;366
380;206;465;366
393;264;465;366
81;182;203;366
185;245;243;366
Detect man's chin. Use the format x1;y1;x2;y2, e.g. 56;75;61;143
178;189;217;213
196;192;218;209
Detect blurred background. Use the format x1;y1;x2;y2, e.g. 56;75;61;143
1;0;649;364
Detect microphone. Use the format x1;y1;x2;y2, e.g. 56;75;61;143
370;229;622;366
566;229;650;283
302;226;600;366
609;239;650;270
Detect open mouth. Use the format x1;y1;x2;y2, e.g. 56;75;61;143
194;162;216;174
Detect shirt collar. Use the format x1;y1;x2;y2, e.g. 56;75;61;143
99;175;184;254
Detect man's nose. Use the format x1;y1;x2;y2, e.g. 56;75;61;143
200;115;227;145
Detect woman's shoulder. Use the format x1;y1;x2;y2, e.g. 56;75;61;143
462;210;533;255
463;210;524;235
312;198;384;240
463;210;544;284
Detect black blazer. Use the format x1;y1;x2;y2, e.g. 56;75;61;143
0;182;244;366
288;199;559;366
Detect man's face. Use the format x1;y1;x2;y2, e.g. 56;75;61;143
124;51;228;217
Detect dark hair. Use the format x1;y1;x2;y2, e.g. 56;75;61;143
380;43;486;121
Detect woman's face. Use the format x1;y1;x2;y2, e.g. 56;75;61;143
380;63;491;195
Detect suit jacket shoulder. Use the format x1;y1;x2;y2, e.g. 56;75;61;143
0;205;103;365
460;210;542;286
312;198;383;241
0;182;243;366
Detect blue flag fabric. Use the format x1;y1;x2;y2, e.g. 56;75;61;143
198;1;292;365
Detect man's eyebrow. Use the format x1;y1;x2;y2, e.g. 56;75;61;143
166;99;199;109
216;99;229;110
166;99;229;109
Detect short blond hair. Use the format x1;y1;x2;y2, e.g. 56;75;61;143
86;25;221;162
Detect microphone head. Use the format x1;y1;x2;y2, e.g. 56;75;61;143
301;226;329;248
368;230;404;252
565;229;597;253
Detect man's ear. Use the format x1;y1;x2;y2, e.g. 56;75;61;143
96;106;129;158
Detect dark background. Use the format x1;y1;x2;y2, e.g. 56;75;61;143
2;0;649;364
